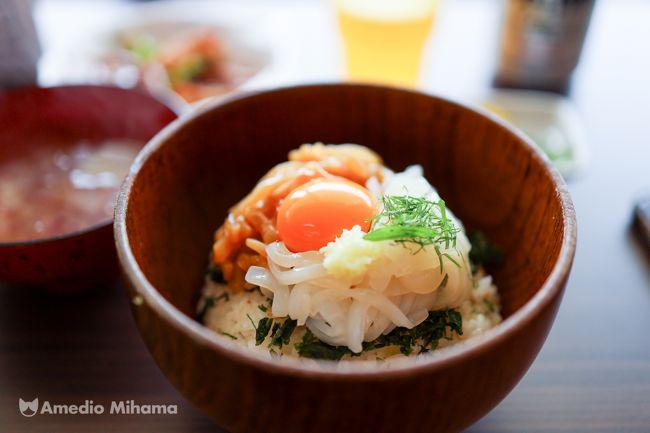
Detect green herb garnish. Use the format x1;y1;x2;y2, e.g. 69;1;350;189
218;331;238;340
438;274;449;290
128;36;158;62
269;319;297;348
196;292;229;323
468;231;504;272
364;195;461;269
295;309;463;360
269;322;280;336
253;316;298;349
207;264;226;284
255;317;273;345
365;309;463;355
258;304;268;312
296;330;354;361
168;54;206;84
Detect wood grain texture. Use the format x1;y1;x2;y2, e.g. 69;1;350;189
115;84;575;433
2;2;650;432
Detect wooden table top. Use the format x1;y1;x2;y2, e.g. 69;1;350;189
2;0;650;432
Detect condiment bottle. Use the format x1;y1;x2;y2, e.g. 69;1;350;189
495;0;595;94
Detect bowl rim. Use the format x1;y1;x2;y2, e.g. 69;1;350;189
0;84;179;248
114;82;577;380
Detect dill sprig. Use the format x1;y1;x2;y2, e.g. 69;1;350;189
363;195;461;269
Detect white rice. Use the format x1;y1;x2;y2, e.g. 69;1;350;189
198;269;501;361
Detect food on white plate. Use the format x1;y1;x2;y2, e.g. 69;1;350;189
108;28;258;103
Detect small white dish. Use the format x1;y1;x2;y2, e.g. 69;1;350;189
38;1;272;110
476;89;589;178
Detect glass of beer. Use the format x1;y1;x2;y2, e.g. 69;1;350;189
336;0;439;87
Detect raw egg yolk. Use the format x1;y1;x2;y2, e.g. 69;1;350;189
277;178;376;252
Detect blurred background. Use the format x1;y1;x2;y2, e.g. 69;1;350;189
4;0;611;177
2;1;650;432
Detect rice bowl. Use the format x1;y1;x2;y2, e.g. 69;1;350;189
115;83;576;433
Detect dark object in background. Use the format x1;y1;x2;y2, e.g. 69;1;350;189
495;0;595;94
0;0;40;88
632;197;650;251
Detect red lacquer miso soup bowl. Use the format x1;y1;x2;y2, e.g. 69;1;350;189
0;85;177;293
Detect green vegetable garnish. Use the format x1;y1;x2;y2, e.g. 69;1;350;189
364;195;461;268
196;292;229;323
255;317;273;345
296;330;354;361
468;231;504;272
296;308;463;360
128;36;158;62
207;264;225;284
254;317;300;349
363;309;462;355
218;331;238;340
269;319;297;348
168;54;206;84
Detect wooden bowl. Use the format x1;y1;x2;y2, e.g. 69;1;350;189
115;84;576;433
0;85;177;293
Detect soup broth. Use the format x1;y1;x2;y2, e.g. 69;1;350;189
0;139;141;242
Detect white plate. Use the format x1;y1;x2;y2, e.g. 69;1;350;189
38;0;273;109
